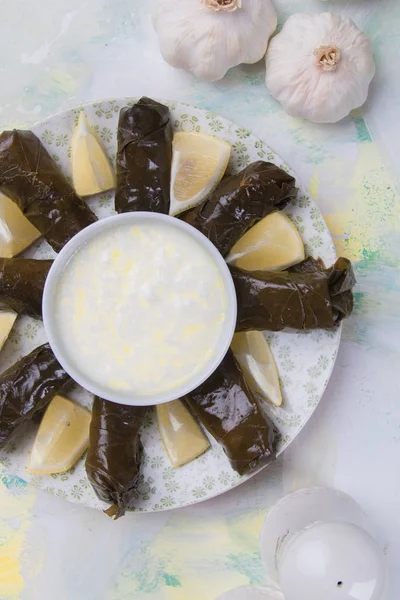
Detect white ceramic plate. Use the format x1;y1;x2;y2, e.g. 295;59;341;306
0;99;339;512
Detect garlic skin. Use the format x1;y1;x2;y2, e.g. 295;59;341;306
153;0;277;82
265;13;376;123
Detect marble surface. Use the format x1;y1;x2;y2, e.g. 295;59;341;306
0;1;399;599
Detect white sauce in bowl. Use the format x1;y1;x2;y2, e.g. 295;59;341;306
53;221;227;396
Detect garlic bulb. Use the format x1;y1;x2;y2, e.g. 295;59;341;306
265;13;376;123
153;0;278;82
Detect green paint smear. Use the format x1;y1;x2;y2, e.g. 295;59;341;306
288;128;327;165
130;547;182;593
0;471;27;491
134;562;164;594
349;246;399;334
225;552;265;586
353;291;372;315
357;246;399;271
163;573;181;588
351;114;372;143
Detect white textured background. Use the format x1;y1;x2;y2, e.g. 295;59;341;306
0;1;399;599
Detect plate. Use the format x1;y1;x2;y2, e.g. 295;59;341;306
0;99;339;512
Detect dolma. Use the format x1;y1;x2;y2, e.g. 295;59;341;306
85;398;148;518
232;257;356;332
182;161;297;257
289;256;326;273
115;97;172;214
0;258;53;318
186;349;276;475
0;130;97;252
0;343;70;449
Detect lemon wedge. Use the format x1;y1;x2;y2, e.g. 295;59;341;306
0;311;17;350
0;193;40;257
71;112;115;197
231;331;282;407
227;212;305;271
27;395;91;475
170;132;230;216
157;399;210;467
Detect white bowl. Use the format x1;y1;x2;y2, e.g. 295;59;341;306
43;212;237;406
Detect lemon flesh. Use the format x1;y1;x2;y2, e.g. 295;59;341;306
227;212;305;271
0;311;17;350
0;193;40;257
170;132;230;216
231;331;282;407
27;395;91;475
71;112;115;197
157;399;210;467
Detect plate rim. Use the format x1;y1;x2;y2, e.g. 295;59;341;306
0;97;341;512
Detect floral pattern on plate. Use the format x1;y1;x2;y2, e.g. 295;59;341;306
0;99;339;512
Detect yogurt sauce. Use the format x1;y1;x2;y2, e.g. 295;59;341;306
54;221;227;395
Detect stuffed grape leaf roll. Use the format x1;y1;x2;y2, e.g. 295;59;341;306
115;97;172;214
85;398;148;518
232;257;355;332
0;130;97;252
0;343;70;449
0;258;53;318
182;161;297;257
289;255;326;273
186;349;276;475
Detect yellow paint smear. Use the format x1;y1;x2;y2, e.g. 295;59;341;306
0;536;24;596
165;512;265;600
0;482;35;597
113;511;265;600
51;69;77;94
308;172;319;200
312;142;400;261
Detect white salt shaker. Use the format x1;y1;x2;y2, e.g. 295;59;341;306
261;487;387;600
217;487;387;600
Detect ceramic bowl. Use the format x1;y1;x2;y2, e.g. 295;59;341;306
43;212;237;406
